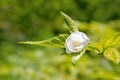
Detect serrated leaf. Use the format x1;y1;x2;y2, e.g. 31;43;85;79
18;34;68;48
61;11;78;31
89;33;120;54
88;42;103;54
103;48;120;64
100;33;120;49
111;33;120;46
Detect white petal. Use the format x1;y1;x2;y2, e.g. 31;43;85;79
66;39;74;54
82;33;89;40
65;41;72;54
70;32;85;43
75;40;89;52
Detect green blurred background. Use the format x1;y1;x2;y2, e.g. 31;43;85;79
0;0;120;80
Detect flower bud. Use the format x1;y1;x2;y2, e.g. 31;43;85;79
65;32;89;54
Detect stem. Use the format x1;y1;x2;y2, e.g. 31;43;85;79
71;49;86;64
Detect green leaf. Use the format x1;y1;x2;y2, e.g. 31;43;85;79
100;33;120;49
111;33;120;46
88;42;103;54
88;33;120;54
18;34;68;48
61;11;78;31
103;48;120;64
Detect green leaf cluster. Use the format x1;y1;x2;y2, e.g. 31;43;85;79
89;33;120;64
19;12;120;64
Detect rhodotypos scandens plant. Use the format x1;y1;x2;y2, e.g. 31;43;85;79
19;12;120;64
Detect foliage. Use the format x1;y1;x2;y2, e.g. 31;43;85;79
19;12;120;64
88;32;120;64
0;0;120;80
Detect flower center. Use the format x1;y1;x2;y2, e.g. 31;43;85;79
72;41;81;50
73;42;81;47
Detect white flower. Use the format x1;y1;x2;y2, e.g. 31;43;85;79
65;31;90;54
